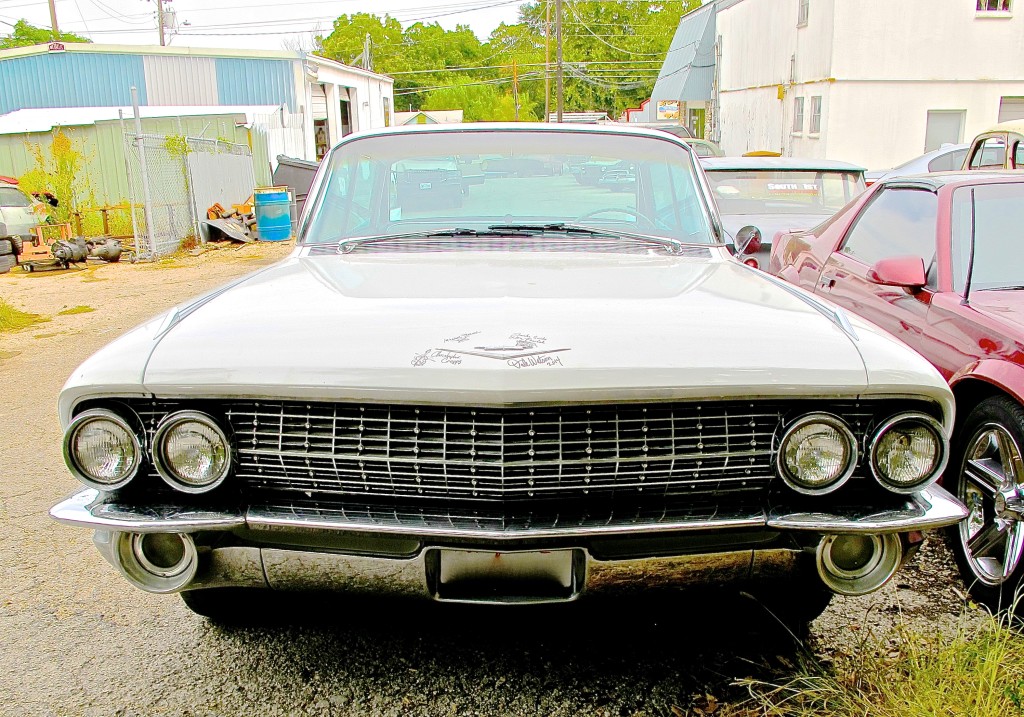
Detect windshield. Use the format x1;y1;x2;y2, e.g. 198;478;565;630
705;169;864;216
300;129;716;246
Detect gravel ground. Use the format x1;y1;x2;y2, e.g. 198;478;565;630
0;243;986;716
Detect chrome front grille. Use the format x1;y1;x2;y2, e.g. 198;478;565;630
114;398;908;512
224;401;789;503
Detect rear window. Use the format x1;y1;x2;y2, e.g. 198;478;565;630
705;169;864;215
927;148;968;173
0;186;32;208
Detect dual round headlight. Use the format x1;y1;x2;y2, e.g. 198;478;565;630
153;411;231;493
777;413;857;495
64;408;230;494
778;411;946;495
63;409;143;490
869;413;946;494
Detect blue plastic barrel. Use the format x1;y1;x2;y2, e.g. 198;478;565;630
254;188;291;241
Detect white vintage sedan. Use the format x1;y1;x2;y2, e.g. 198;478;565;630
51;124;966;625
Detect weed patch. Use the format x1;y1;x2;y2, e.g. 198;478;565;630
740;602;1024;716
0;299;47;333
57;305;95;316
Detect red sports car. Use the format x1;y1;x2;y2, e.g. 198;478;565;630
769;172;1024;612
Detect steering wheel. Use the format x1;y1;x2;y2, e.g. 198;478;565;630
575;206;656;231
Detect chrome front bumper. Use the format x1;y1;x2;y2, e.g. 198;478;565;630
51;487;967;602
51;485;968;537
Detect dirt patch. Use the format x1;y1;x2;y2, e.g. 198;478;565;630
0;240;293;360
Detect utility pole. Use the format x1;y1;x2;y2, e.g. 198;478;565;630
544;0;551;122
512;59;520;121
48;0;59;39
555;0;564;123
363;33;372;71
156;0;166;46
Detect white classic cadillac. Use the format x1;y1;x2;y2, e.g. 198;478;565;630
51;124;967;624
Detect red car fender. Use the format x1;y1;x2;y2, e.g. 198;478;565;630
949;359;1024;413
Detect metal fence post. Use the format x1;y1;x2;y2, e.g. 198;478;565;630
132;87;156;260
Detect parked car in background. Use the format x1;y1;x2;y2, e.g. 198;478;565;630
50;123;965;629
702;157;866;271
770;172;1024;613
615;122;725;158
963;121;1024;171
0;177;42;256
865;144;969;186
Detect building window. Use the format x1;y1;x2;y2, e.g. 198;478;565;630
793;97;805;133
383;96;391;127
978;0;1011;11
798;0;810;26
809;96;822;134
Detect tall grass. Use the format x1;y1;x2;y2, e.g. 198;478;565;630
741;600;1024;716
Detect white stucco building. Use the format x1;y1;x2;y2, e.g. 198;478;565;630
652;0;1024;168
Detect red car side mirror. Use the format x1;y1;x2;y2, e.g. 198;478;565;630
867;256;927;289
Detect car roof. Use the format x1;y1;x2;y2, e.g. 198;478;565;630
341;121;694;141
879;170;1024;190
700;156;865;172
978;120;1024;136
329;122;701;157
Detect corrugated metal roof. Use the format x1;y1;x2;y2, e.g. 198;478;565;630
0;52;147;114
651;3;716;103
0;105;281;135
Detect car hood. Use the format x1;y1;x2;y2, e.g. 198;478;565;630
720;214;828;244
61;249;952;421
966;291;1024;335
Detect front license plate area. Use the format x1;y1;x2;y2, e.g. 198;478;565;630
427;548;585;604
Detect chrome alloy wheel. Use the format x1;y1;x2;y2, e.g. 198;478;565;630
959;423;1024;587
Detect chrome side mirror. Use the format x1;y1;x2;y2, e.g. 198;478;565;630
734;225;762;255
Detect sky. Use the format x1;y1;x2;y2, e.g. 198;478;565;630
0;0;532;51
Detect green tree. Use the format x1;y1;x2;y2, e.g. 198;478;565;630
0;19;90;49
315;1;700;121
421;82;540;122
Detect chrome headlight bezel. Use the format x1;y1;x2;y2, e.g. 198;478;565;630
776;413;858;495
62;408;143;491
869;412;948;494
152;411;232;494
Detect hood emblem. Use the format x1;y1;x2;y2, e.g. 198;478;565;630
412;332;570;368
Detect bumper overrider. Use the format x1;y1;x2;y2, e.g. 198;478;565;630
51;486;967;604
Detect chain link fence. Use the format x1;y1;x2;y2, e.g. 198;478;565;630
123;133;256;259
123;132;196;259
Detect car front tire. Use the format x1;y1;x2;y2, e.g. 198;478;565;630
948;395;1024;614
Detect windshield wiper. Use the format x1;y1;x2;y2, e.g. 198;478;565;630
337;228;515;253
335;223;688;255
487;222;686;254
